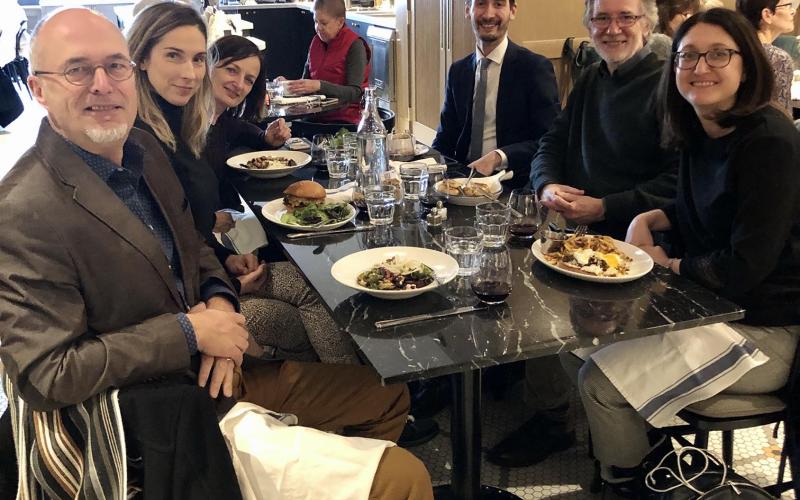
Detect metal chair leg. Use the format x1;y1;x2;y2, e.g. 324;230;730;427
694;430;709;449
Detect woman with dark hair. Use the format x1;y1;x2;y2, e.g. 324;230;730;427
573;8;800;496
206;35;360;365
650;0;702;58
736;0;796;115
207;35;290;223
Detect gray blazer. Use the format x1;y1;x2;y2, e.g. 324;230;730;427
0;119;232;411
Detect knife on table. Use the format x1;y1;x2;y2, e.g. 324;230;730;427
286;226;374;239
374;305;489;330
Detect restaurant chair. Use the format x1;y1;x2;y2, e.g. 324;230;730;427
289;107;396;140
665;336;800;497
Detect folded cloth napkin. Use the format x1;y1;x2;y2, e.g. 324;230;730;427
325;181;356;202
272;95;326;105
388;156;438;171
214;195;269;254
219;402;393;500
589;322;769;428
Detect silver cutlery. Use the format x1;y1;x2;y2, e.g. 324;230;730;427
286;226;374;239
374;304;489;330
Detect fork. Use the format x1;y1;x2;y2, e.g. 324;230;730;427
574;224;588;237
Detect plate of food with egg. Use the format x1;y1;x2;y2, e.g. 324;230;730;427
531;235;653;283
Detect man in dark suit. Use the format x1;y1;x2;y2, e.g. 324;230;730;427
0;9;432;498
432;0;560;187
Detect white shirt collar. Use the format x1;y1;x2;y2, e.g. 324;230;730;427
474;36;509;66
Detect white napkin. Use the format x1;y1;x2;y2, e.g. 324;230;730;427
388;156;438;171
325;181;356;202
272;95;327;105
213;195;269;254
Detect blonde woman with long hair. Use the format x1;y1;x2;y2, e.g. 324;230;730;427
128;2;220;238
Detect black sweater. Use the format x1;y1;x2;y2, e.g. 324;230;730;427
665;106;800;326
135;98;233;265
205;112;269;212
531;50;679;239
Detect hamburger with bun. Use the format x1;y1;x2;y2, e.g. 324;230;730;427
283;180;326;211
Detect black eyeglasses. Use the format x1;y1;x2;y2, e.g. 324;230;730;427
33;60;136;86
674;48;740;70
774;2;794;9
589;14;645;29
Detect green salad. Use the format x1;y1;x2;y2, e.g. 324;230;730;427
357;257;436;290
281;202;351;226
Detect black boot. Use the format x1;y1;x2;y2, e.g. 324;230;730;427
486;410;575;467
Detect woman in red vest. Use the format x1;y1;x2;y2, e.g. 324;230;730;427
284;0;371;124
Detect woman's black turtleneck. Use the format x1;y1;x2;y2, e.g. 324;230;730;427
134;96;234;265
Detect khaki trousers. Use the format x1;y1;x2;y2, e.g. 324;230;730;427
236;360;433;500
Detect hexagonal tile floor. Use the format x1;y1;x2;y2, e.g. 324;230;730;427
408;380;795;499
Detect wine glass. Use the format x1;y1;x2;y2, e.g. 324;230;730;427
507;188;541;240
470;246;513;305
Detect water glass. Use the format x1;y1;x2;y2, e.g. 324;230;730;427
445;226;484;276
265;80;283;106
422;164;448;207
475;202;511;247
326;147;349;179
507;188;541;240
311;134;331;169
387;132;415;162
399;163;429;201
470;246;513;305
365;185;396;225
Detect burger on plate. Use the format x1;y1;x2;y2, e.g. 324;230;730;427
283;180;326;211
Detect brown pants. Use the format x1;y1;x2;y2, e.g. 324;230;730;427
237;361;433;500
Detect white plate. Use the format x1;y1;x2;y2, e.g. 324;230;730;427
434;178;503;206
261;197;357;231
415;144;430;156
531;238;654;284
331;247;459;300
227;151;311;179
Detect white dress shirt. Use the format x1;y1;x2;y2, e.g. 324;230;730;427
473;36;509;170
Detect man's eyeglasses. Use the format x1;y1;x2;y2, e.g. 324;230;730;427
674;48;740;70
33;61;136;86
589;14;645;29
774;2;794;9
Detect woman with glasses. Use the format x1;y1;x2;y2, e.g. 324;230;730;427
128;5;359;365
574;8;800;496
737;0;796;115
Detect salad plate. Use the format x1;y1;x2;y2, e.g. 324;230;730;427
331;247;459;299
261;198;356;232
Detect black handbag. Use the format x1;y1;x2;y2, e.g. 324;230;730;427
561;37;601;85
645;447;774;499
0;66;24;127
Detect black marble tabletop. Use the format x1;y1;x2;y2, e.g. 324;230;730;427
234;167;745;384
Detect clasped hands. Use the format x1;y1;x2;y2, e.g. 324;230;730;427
540;183;606;225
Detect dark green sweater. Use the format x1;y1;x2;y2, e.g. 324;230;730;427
531;49;678;239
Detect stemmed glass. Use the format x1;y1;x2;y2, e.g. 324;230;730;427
470;246;513;305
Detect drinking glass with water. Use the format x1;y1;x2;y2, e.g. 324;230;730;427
399;163;429;201
326;147;349;179
475;202;511;248
365;185;396;226
445;226;483;276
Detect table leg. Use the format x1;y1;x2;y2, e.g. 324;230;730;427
432;369;522;500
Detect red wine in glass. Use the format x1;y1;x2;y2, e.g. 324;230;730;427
510;223;539;238
471;281;512;304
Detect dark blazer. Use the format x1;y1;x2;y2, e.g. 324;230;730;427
432;40;560;188
0;119;232;411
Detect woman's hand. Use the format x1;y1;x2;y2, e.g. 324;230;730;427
214;211;235;234
625;214;655;248
285;79;321;95
639;245;670;268
265;118;291;147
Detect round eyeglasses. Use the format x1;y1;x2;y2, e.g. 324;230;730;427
33;60;136;86
589;14;645;29
674;48;740;70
